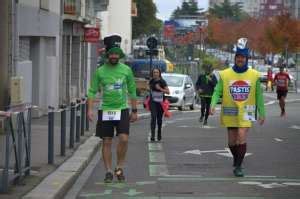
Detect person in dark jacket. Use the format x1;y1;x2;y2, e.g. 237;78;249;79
196;65;217;126
149;68;170;141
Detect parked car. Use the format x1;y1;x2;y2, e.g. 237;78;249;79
255;65;270;82
162;73;196;111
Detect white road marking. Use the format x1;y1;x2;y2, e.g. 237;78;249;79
259;183;287;189
283;182;300;186
184;148;236;156
274;138;283;142
238;181;300;189
239;181;262;185
265;100;276;105
290;125;300;130
245;176;277;178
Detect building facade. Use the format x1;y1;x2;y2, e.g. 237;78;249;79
284;0;300;19
1;0;138;114
259;0;285;18
17;0;61;116
98;0;133;55
5;0;105;116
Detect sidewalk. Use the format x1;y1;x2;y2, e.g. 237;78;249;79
0;101;148;199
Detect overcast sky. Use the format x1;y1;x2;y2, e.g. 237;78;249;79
153;0;209;21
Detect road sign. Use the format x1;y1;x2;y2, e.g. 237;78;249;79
146;37;158;49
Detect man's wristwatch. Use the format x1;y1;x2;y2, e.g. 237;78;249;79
131;108;137;113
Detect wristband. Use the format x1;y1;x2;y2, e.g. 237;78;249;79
131;108;137;113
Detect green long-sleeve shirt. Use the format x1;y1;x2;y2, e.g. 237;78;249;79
211;78;265;118
87;63;137;110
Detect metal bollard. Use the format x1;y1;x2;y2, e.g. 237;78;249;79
75;99;81;142
80;98;86;136
48;106;55;164
2;118;10;193
85;98;89;131
25;107;32;176
69;102;75;148
60;104;67;156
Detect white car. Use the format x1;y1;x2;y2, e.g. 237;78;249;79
255;65;270;82
162;73;196;111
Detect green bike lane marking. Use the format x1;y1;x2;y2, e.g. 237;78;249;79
148;143;163;151
149;151;166;163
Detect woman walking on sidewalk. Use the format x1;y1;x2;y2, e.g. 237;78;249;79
210;38;265;177
149;68;170;142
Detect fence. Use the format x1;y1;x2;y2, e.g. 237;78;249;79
0;103;32;193
0;98;89;193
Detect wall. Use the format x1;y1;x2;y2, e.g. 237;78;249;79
17;61;32;104
107;0;132;54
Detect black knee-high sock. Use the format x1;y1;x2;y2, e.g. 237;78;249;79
229;145;238;166
236;143;247;167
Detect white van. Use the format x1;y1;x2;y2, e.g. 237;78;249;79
162;73;196;110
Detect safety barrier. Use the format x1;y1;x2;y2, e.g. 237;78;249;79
0;103;32;193
0;98;90;193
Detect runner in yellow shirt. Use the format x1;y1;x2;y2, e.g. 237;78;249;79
210;38;265;177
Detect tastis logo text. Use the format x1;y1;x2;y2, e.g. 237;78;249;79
229;80;250;101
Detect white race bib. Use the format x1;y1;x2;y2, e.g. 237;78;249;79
102;110;121;121
152;91;163;102
243;105;256;121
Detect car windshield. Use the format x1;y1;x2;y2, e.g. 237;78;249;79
162;75;184;87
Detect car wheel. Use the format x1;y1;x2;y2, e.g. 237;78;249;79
178;100;184;111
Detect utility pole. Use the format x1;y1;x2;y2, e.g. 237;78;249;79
0;0;12;110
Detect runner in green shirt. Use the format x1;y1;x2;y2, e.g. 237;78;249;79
87;34;137;183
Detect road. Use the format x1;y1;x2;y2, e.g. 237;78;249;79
65;101;300;199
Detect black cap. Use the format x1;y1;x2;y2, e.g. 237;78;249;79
103;34;122;52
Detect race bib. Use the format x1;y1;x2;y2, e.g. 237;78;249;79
102;110;121;121
152;91;163;102
243;105;256;121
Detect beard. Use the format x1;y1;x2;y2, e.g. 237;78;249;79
109;58;119;65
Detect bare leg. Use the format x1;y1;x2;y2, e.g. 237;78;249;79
116;133;129;169
279;97;286;116
102;138;113;172
228;128;238;146
237;127;249;145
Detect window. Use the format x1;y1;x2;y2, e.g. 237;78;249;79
40;0;49;11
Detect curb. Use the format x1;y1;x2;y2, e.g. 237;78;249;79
23;136;101;199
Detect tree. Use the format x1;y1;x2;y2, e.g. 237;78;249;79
266;14;300;54
171;0;201;18
209;0;248;21
132;0;162;39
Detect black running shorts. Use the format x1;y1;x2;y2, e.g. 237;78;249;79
96;109;130;139
277;90;288;100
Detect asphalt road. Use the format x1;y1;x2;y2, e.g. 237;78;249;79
65;101;300;199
